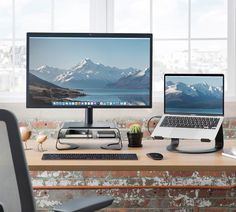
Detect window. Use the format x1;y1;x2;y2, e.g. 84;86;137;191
0;0;89;100
0;0;235;101
112;0;234;101
114;0;150;33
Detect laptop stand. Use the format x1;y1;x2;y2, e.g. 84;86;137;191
166;125;224;154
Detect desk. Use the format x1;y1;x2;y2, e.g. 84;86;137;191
27;139;236;210
25;138;236;171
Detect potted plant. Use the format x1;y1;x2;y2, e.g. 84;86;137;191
127;124;143;147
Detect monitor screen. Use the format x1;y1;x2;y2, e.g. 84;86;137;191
164;74;224;115
27;33;152;108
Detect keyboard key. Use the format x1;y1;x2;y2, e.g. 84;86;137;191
160;116;219;129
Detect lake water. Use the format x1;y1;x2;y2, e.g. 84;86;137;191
166;107;223;115
73;88;150;105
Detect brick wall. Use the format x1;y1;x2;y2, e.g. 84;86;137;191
23;118;236;211
31;170;236;211
19;117;236;140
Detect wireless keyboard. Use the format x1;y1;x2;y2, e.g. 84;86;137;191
42;153;138;160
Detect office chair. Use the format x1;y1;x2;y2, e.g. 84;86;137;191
0;109;113;212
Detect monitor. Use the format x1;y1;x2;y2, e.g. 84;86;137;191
26;33;152;125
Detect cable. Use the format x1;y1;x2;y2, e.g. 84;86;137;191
147;115;160;135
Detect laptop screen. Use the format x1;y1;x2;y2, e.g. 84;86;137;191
164;74;224;116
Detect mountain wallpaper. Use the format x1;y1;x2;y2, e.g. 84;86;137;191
29;58;150;106
165;78;223;114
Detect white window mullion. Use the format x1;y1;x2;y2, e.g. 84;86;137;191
227;0;236;101
51;0;55;31
12;0;16;91
188;0;191;72
150;0;153;33
106;0;114;32
90;0;107;32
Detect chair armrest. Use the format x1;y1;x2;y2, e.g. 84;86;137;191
53;196;114;212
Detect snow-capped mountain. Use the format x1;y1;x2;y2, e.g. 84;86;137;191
165;81;223;109
109;67;150;89
31;65;64;82
166;80;175;87
166;82;198;97
30;58;141;89
54;58;138;86
166;81;222;98
192;82;222;98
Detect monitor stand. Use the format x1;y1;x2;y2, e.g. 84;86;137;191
63;107;116;129
56;107;122;150
62;121;116;129
166;125;224;154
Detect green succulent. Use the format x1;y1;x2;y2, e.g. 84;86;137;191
129;124;142;133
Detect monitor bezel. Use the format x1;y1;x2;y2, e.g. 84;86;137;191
164;73;224;116
26;32;153;109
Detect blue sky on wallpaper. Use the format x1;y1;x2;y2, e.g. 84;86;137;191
166;76;223;87
29;37;150;70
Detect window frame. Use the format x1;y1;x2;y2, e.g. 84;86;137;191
153;0;231;101
0;0;235;102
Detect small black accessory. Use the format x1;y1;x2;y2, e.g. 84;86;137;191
146;152;163;160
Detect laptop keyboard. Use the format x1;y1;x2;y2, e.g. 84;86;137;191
160;116;220;129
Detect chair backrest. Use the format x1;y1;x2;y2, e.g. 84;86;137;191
0;109;35;212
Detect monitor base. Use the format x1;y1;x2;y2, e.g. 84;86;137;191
166;125;224;154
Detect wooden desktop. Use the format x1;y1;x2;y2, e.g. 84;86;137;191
25;138;236;171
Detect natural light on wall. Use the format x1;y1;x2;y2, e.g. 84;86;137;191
0;0;89;96
114;0;228;99
0;0;234;101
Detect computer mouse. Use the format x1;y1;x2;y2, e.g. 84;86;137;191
146;152;163;160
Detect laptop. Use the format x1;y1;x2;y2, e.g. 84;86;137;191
152;74;224;140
